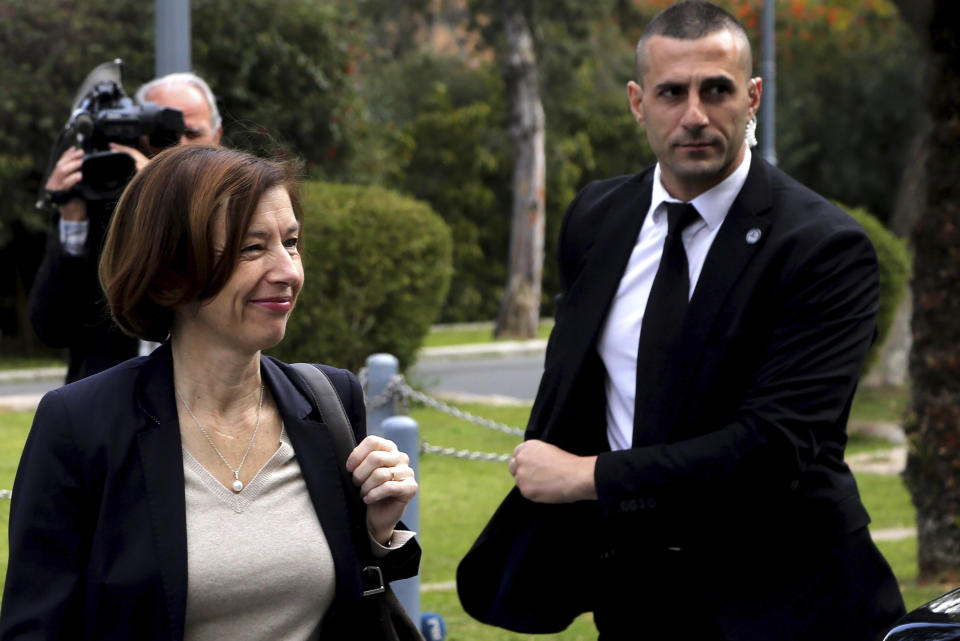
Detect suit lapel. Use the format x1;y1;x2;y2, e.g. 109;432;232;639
542;174;653;443
645;155;774;444
263;359;363;602
134;343;188;641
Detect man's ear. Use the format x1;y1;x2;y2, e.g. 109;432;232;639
747;77;763;118
627;80;645;126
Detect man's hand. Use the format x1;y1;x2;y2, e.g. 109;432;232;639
509;439;597;503
45;147;86;221
109;143;150;172
346;435;418;546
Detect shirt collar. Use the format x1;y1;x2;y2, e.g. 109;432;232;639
650;147;752;231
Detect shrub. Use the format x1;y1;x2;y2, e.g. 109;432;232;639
837;203;911;376
269;182;452;372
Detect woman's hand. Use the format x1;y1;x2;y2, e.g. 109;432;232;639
345;435;418;546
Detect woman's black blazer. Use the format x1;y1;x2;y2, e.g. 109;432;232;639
0;342;420;640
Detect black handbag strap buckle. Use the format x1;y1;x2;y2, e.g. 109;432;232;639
361;565;386;597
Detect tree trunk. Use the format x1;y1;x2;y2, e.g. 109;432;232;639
494;2;545;339
895;0;960;583
889;114;930;238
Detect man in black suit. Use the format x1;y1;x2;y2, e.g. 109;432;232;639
458;2;905;639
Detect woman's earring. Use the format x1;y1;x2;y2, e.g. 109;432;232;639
745;115;758;148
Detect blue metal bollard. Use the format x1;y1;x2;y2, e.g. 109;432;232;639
421;612;447;640
365;353;399;438
383;415;420;624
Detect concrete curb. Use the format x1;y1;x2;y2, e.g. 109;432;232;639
0;395;46;413
0;340;548;381
418;340;547;360
431;391;532;407
0;367;66;383
871;527;916;542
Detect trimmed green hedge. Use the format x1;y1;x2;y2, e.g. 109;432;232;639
838;203;911;376
269;182;452;372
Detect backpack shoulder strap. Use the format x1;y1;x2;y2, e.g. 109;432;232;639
290;362;357;462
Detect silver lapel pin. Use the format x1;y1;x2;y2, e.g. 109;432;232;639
745;228;762;244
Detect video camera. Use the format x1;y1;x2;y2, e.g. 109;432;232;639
38;59;185;208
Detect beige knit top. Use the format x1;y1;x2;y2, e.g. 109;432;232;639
181;429;333;641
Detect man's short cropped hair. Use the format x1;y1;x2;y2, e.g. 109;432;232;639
136;72;222;132
635;0;752;82
99;145;301;342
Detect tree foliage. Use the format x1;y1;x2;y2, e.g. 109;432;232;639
765;0;926;225
366;55;512;321
0;0;156;350
270;182;452;372
358;0;919;323
0;0;383;349
360;0;650;321
836;203;911;376
0;0;932;351
0;0;154;246
191;0;394;182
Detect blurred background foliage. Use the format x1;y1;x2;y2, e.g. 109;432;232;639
269;181;452;372
0;0;924;353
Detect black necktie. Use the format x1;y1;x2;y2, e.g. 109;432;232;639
632;202;700;446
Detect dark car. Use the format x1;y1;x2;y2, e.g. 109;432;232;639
884;587;960;640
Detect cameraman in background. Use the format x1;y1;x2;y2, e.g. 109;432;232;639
30;71;222;383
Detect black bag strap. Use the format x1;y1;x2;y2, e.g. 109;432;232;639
291;363;357;464
290;363;386;597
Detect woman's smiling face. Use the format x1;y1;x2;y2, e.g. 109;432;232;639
176;185;303;354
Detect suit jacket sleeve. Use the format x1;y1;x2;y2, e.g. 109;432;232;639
0;391;91;639
29;207;117;350
29;218;97;348
594;220;879;526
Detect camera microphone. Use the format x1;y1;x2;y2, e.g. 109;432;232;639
72;112;94;145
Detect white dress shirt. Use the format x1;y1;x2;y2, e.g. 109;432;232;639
598;148;752;451
58;218;89;256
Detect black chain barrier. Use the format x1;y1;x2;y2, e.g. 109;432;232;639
360;369;523;463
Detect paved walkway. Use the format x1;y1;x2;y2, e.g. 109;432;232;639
846;445;907;475
0;341;548;412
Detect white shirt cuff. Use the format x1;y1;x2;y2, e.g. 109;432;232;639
369;529;417;558
58;218;88;256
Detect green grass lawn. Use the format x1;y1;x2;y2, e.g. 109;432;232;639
421;321;554;348
851;384;909;424
0;411;32;598
0;388;951;637
0;357;65;371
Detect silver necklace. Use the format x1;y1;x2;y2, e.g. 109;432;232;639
176;384;265;493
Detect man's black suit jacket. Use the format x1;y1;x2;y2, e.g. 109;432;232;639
0;343;420;640
29;204;138;383
458;154;903;637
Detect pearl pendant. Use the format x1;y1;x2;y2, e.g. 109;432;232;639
232;479;244;492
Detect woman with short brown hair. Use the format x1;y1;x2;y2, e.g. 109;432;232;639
1;145;420;640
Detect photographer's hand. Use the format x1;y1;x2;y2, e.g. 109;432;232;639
109;143;150;172
45;147;86;222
